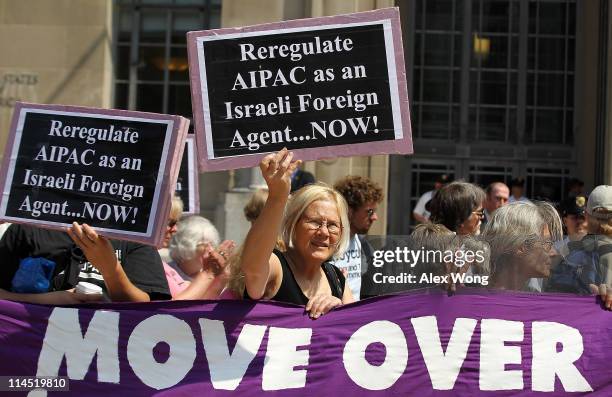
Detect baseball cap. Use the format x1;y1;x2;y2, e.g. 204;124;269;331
435;174;451;184
586;185;612;219
559;195;587;216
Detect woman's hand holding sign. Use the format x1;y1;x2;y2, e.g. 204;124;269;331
68;223;117;274
589;284;612;310
305;294;342;319
67;222;150;302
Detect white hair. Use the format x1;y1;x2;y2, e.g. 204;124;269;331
169;215;220;264
482;201;561;276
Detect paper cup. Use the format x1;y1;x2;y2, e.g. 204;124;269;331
75;282;103;295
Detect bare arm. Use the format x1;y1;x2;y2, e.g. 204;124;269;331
67;223;150;302
342;283;355;305
241;149;300;300
174;270;224;300
412;193;431;224
413;212;430;224
0;288;102;305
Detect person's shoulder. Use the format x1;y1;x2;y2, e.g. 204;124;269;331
593;235;612;256
415;190;433;205
110;239;161;261
110;239;153;249
271;248;286;266
5;223;68;242
421;190;434;198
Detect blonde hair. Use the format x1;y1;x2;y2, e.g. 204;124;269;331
282;182;350;260
227;246;245;297
227;183;349;297
411;223;453;240
587;210;612;235
244;188;268;222
170;195;184;220
409;223;491;276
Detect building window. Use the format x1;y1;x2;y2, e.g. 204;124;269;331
410;161;456;217
412;0;462;140
114;0;221;118
526;166;571;201
468;163;514;187
469;0;520;142
411;0;575;144
525;0;575;144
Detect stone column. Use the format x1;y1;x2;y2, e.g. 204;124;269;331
307;0;392;236
215;0;302;244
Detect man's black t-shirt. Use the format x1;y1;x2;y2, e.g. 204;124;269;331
0;224;170;300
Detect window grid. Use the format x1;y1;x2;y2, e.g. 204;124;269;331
411;0;575;144
526;0;575;144
526;166;571;202
468;164;514;187
414;0;462;140
113;0;221;118
410;162;456;219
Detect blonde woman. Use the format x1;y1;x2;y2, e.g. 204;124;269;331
240;149;354;318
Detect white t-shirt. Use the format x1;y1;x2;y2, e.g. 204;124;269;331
332;235;362;301
413;190;434;220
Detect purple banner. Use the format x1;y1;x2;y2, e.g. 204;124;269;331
0;289;610;396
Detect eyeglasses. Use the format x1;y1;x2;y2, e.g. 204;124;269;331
472;210;485;219
303;217;342;236
537;239;554;252
527;238;554;252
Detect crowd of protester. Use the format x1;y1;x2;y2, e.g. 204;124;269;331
0;148;610;315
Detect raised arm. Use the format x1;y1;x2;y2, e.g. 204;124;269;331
241;149;300;299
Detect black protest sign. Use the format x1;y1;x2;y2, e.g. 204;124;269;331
175;135;199;214
0;103;189;246
188;8;411;171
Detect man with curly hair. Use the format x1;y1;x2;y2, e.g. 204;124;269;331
332;176;383;300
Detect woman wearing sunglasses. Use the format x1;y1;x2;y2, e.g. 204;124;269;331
429;181;486;236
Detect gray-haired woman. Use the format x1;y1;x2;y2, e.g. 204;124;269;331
166;215;235;300
482;201;561;291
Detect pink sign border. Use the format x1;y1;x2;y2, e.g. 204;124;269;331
182;134;200;215
0;102;189;247
187;7;412;172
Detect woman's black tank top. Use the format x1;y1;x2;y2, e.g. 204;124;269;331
244;249;345;305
